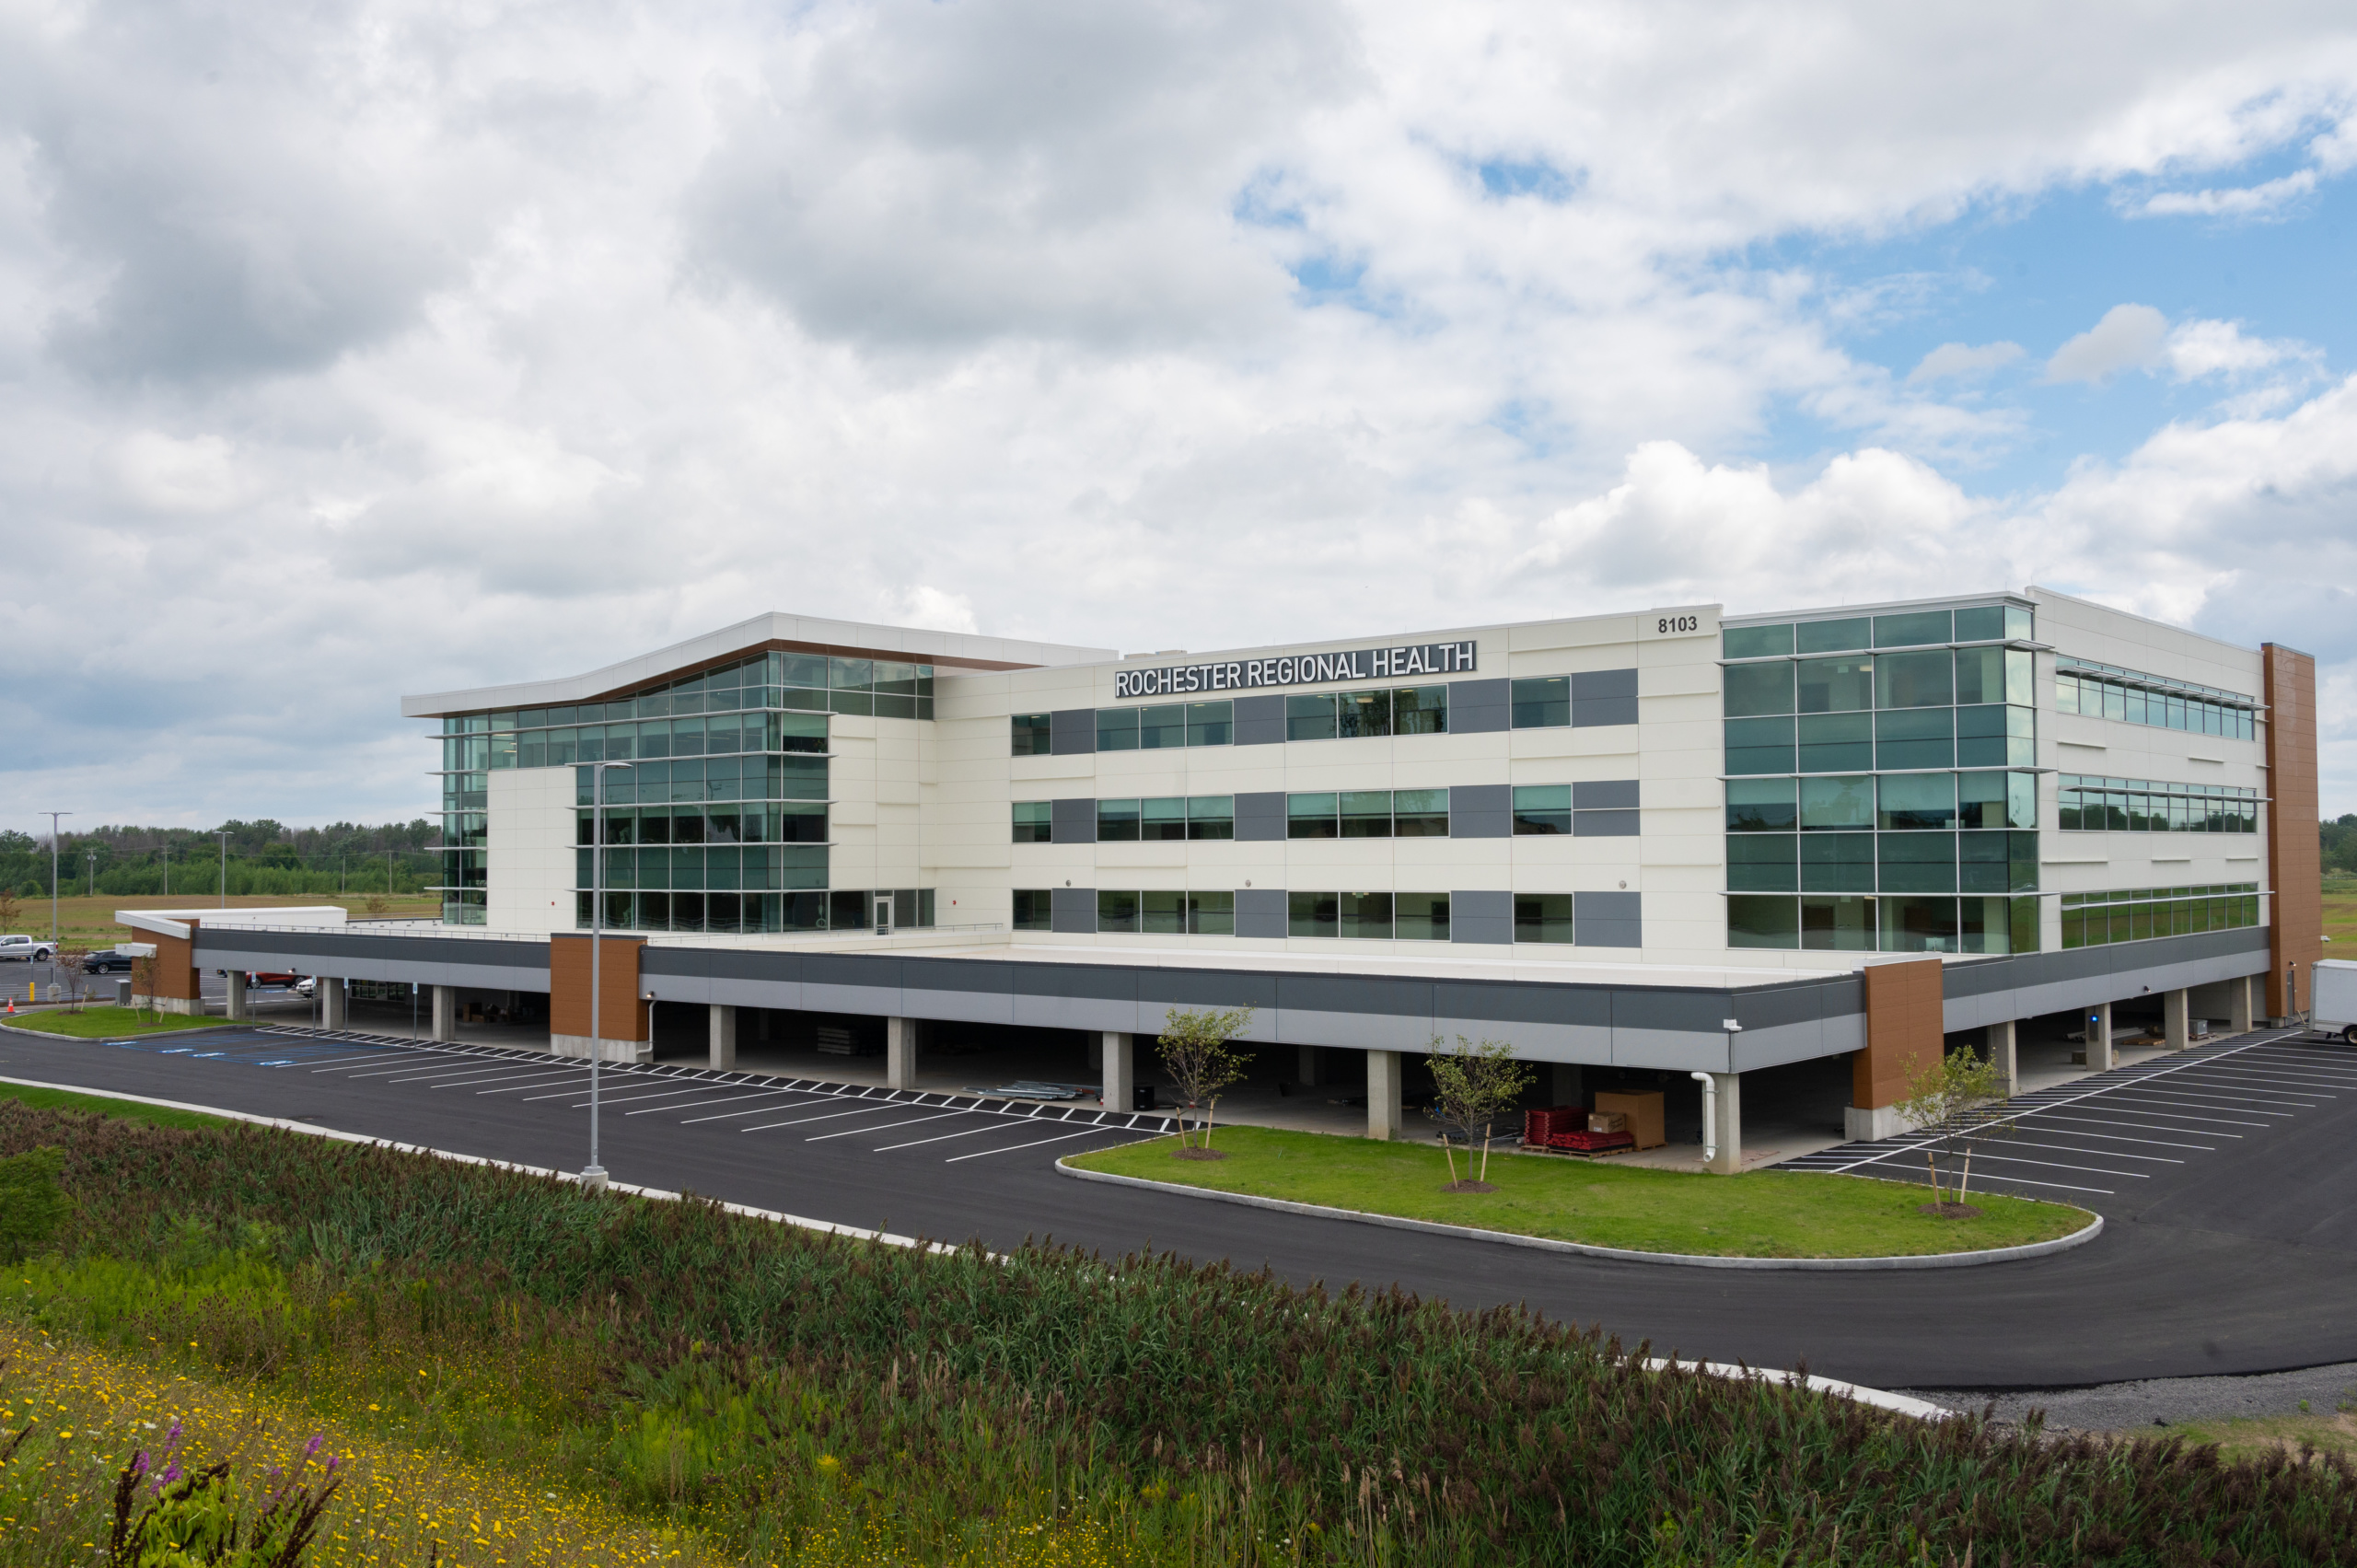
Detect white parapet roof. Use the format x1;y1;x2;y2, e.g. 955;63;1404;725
401;611;1118;718
119;906;350;940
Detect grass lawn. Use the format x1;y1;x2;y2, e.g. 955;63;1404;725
1068;1125;2091;1258
2155;1406;2357;1464
0;1079;234;1131
2323;879;2357;949
2;1005;230;1039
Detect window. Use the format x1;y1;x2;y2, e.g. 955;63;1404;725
1512;784;1572;835
1511;677;1569;728
1723;625;1793;659
1724;661;1794;716
1187;701;1233;747
1800;833;1875;892
1097;890;1139;933
1287;793;1339;839
1878;834;1956;893
1339;690;1391;738
1140;704;1186;749
1397;892;1450;940
1956;703;2035;768
1724;716;1795;774
2056;775;2259;834
1875;649;1953;708
1515;893;1574;944
1341;790;1393;838
1800;774;1873;830
1802;895;1875;950
1878;773;1957;830
1875;708;1953;769
1142;797;1189;842
1097;799;1142;842
1956;772;2037;830
1288;891;1339;938
1880;894;1960;952
1727;777;1796;831
1142;889;1186;935
1394;686;1448;735
1011;714;1053;756
1187;890;1235;935
1874;610;1952;647
1097;708;1140;750
1189;796;1235;840
1012;801;1052;843
1728;833;1797;891
1795;617;1871;655
2057;660;2258;740
1797;656;1874;714
1798;713;1873;772
1393;788;1449;837
1727;895;1799;949
1286;694;1337;741
1340;891;1393;938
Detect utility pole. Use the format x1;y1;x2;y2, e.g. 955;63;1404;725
219;830;229;909
86;851;96;897
42;812;71;947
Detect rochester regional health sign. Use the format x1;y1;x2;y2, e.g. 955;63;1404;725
1112;640;1478;701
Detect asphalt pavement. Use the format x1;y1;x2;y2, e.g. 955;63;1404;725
3;1018;2354;1392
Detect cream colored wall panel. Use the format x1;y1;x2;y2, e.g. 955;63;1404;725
876;778;921;806
1645;776;1722;810
1397;732;1504;765
1506;615;1641;651
1640;663;1720;698
1397;759;1508;791
831;800;877;827
1505;645;1642;678
1010;755;1101;784
1097;842;1190;870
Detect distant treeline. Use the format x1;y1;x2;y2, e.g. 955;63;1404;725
0;819;443;899
2327;816;2357;877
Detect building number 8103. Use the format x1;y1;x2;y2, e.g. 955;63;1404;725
1656;614;1701;634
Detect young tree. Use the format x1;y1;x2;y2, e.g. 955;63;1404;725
1155;1005;1255;1155
1423;1035;1535;1189
0;886;19;933
130;952;158;1022
1893;1046;2011;1214
54;948;87;1013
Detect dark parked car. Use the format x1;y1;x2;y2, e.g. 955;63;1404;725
82;947;139;973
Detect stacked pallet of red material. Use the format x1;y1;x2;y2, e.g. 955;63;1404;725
1523;1106;1583;1146
1546;1129;1636;1156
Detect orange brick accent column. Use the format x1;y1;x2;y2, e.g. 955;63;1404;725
549;935;649;1043
143;921;203;1004
2264;643;2321;1019
1852;958;1944;1110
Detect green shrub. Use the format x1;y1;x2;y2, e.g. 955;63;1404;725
0;1144;68;1261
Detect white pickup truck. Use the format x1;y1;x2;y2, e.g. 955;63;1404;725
2311;959;2357;1045
0;935;58;962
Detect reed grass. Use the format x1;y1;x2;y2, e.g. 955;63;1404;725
3;1098;2352;1565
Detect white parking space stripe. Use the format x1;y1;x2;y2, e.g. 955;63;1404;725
470;1071;599;1094
560;1085;731;1109
2009;1121;2216;1149
1937;1150;2150;1179
741;1103;909;1132
944;1126;1138;1163
627;1087;806;1117
806;1109;974;1143
1958;1137;2183;1163
873;1121;1048;1152
679;1096;842;1125
392;1065;580;1086
2099;1091;2298;1116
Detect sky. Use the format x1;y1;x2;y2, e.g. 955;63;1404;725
4;0;2357;832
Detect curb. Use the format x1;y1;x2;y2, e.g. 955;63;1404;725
1054;1156;2105;1271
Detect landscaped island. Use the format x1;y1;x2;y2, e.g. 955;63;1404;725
1065;1125;2092;1259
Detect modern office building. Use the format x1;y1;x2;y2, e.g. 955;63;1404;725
143;589;2321;1165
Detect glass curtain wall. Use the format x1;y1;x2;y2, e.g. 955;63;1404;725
1721;604;2041;954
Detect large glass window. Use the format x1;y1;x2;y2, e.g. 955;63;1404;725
1723;625;1793;659
1797;713;1874;772
1097;708;1141;750
1286;694;1338;741
1724;716;1795;774
2057;662;2258;740
1514;894;1574;944
1340;891;1393;939
1011;714;1052;756
1796;618;1871;654
1142;797;1189;841
1012;802;1051;843
1097;890;1139;934
1880;895;1960;952
1013;889;1052;931
1724;662;1795;716
1874;610;1952;647
1287;793;1339;839
1728;833;1797;891
1187;702;1234;747
1875;649;1953;708
1875;708;1954;769
1187;890;1235;935
1513;785;1572;834
1141;890;1186;935
1727;895;1799;948
1288;891;1339;938
1511;677;1570;728
1394;789;1449;837
1797;656;1874;713
1339;691;1391;738
1394;686;1448;735
1397;892;1450;941
1189;796;1235;840
1800;774;1874;830
1800;832;1875;892
1878;834;1956;893
1341;790;1394;838
1097;799;1142;842
1139;704;1187;749
1727;777;1797;831
1878;773;1957;830
1801;895;1875;950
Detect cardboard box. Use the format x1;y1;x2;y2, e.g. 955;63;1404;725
1592;1090;1666;1150
1586;1111;1628;1133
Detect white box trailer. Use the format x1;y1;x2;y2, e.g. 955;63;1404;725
2313;959;2357;1045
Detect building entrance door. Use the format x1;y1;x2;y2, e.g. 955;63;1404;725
873;897;892;936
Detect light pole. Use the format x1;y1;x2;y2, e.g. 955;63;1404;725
85;851;95;897
585;760;634;1190
218;830;229;909
42;812;71;948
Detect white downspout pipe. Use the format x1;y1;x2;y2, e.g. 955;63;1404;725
1690;1071;1716;1165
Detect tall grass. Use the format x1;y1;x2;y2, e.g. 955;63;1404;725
6;1100;2354;1565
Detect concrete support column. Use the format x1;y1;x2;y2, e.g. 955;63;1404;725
1366;1050;1402;1141
2230;975;2256;1035
320;978;348;1031
1296;1044;1323;1086
1550;1062;1585;1107
1704;1071;1743;1176
886;1016;917;1091
430;985;458;1043
2084;1001;2112;1072
1986;1019;2017;1098
710;1005;737;1071
1101;1030;1133;1111
2164;988;2190;1052
224;970;248;1021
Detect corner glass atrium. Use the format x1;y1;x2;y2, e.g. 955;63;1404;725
435;651;936;932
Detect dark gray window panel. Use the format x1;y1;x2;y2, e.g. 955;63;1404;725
1448;677;1511;734
1573;809;1641;837
1051;887;1097;934
1051;709;1097;755
1448;784;1512;838
1450;889;1513;944
1234;791;1288;842
1234;693;1286;747
1236;888;1288;939
1572;668;1639;700
1573;779;1641;809
1572;668;1640;727
1574;890;1643;947
1051;797;1098;843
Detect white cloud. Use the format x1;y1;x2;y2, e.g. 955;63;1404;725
2163;317;2314;380
2044;304;2169;383
1907;341;2023;385
2134;168;2317;218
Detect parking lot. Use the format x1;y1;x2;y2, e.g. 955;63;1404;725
1783;1027;2351;1202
